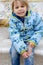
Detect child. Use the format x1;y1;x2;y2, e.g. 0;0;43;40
9;0;43;65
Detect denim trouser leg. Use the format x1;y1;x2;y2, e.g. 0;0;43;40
10;45;20;65
24;48;34;65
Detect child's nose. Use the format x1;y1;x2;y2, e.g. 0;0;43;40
19;7;22;10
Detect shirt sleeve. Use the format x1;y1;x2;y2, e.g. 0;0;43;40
8;18;27;54
29;13;43;46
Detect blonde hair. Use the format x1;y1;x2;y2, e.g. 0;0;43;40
12;0;29;12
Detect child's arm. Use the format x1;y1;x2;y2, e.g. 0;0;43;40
27;42;35;56
28;12;43;46
9;18;28;55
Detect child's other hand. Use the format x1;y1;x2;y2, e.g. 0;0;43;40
27;42;34;56
29;42;35;48
22;52;29;58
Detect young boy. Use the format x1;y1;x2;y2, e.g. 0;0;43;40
9;0;43;65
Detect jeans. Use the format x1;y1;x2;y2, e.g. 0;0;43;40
10;44;34;65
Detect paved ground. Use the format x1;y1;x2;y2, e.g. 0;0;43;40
0;53;43;65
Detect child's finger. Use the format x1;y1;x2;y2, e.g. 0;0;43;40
24;53;29;58
27;51;32;56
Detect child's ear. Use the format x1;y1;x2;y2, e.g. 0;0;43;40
26;6;29;11
26;7;28;11
27;4;30;11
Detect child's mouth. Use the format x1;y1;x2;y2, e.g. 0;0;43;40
18;11;24;14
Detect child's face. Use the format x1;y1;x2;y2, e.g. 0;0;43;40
13;1;27;17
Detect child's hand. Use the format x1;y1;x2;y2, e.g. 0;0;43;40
29;42;35;48
22;43;35;58
28;47;32;56
22;51;29;58
27;42;34;56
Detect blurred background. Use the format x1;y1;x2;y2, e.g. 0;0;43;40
0;0;43;65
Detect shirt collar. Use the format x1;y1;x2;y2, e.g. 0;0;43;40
12;11;28;23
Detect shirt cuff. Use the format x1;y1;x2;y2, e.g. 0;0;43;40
28;40;36;47
20;50;27;54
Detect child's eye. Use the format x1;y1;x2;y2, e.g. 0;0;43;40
21;6;24;8
15;7;19;9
